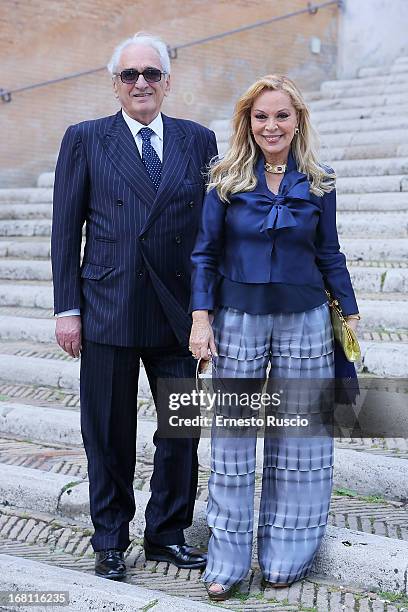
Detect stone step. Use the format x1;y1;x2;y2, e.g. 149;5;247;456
1;217;403;250
0;317;407;379
349;265;408;293
0;258;406;291
0;203;52;220
319;117;408;135
42;154;408;201
0;403;156;460
0;463;205;542
336;192;408;211
326;158;408;177
320;73;408;92
2;403;408;503
2;503;408;608
358;66;390;78
5;185;404;220
357;297;408;331
0;238;51;259
0;259;51;280
358;61;408;78
1;462;407;595
342;238;408;260
0;313;55;342
322;129;408;149
394;56;408;64
311;103;408;123
316;82;408;101
9;193;408;228
0;555;215;612
0;352;79;391
0;309;406;351
360;340;408;377
0;193;406;242
37;172;55;188
0;351;151;397
0;188;53;203
0;219;52;237
323;143;408;161
0;542;395;612
392;63;408;74
0;256;406;315
309;91;407;111
336;174;408;193
0;282;53;308
336;212;408;237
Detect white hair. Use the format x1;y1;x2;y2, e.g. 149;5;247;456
107;31;171;76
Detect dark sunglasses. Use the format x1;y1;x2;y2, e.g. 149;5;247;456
114;68;166;84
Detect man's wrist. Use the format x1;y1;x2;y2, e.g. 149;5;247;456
56;309;81;317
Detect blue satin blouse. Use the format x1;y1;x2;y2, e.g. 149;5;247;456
190;151;358;316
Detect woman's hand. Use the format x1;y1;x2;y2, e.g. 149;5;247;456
345;317;359;334
189;311;218;360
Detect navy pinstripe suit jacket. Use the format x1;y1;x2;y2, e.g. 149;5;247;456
51;111;218;347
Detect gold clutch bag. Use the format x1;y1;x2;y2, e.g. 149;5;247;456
325;290;361;363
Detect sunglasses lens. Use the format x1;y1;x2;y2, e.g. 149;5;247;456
121;69;138;83
143;68;162;83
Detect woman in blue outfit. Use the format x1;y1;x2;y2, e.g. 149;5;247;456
189;75;360;601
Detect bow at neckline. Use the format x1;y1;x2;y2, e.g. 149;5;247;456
255;152;313;234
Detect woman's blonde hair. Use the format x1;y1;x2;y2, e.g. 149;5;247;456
208;75;335;201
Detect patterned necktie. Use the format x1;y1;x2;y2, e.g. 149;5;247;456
139;127;162;191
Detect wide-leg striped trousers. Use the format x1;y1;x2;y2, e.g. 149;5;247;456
202;302;335;587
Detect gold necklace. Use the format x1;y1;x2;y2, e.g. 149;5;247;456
264;162;287;174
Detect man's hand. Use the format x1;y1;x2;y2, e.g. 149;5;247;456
55;315;82;358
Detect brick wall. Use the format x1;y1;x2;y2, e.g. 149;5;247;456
0;0;338;186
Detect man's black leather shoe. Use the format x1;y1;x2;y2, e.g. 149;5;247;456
95;549;126;580
144;538;207;569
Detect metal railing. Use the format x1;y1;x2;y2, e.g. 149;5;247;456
1;0;342;103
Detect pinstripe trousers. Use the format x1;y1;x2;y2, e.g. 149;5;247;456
202;302;335;587
80;341;198;552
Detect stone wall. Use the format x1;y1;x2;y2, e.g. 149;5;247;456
337;0;408;78
0;0;338;186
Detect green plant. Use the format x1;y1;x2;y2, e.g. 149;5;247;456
141;600;159;612
377;591;408;606
333;488;385;503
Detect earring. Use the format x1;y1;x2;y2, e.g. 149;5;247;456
294;127;300;134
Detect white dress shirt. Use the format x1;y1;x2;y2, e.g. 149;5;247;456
121;109;164;161
56;111;164;318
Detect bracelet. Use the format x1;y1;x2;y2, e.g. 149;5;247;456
346;314;361;320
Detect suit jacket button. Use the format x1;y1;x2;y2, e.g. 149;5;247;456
175;270;182;278
116;199;124;206
188;201;194;208
137;270;144;278
140;236;146;241
175;235;182;244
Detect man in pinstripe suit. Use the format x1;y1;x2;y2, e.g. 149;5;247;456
51;32;217;580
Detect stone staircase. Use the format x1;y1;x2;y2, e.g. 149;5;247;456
0;56;408;611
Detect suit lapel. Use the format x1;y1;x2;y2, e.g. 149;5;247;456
141;115;193;234
102;111;157;206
